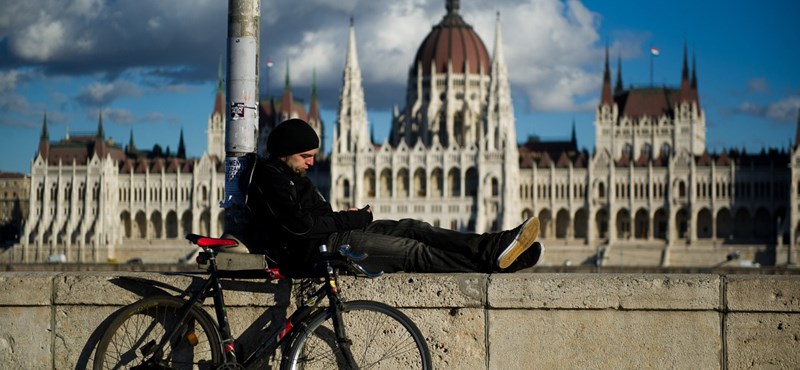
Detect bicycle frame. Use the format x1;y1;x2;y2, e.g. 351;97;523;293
138;243;358;369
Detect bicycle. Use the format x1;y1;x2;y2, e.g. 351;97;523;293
92;233;432;370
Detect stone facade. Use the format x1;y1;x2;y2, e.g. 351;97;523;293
0;272;797;369
329;1;796;267
4;0;798;266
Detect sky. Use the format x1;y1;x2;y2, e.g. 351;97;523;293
1;0;798;175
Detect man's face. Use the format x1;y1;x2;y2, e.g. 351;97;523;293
280;148;318;177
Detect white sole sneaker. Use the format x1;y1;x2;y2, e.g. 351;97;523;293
497;217;540;270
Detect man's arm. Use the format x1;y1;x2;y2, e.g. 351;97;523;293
256;165;371;238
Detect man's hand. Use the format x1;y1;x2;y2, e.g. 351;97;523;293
348;205;371;213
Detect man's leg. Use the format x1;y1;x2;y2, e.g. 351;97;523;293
329;218;541;273
329;226;492;273
365;219;539;266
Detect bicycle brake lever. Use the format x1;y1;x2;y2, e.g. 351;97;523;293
349;262;383;278
339;245;367;261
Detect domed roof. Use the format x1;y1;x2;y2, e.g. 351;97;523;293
412;0;490;77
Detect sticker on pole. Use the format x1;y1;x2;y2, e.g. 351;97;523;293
230;102;245;120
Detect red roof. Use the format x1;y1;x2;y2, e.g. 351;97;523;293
411;3;490;76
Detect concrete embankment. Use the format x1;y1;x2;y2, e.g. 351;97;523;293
0;272;798;369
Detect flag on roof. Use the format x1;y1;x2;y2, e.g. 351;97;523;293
650;47;660;56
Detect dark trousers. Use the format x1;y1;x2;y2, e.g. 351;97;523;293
327;219;513;273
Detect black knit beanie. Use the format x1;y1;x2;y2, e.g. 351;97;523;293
267;119;320;157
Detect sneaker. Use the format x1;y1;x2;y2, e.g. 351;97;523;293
506;242;545;272
496;217;540;270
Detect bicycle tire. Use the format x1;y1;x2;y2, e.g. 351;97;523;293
93;295;223;370
282;300;432;370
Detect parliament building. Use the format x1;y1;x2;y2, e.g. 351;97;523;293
6;0;797;267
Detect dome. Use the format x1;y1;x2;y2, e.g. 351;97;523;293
412;0;491;77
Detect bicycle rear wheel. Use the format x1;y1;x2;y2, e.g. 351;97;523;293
283;300;431;370
93;295;223;370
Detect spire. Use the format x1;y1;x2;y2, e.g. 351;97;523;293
217;55;224;93
691;51;698;89
284;59;291;92
96;111;105;138
94;111;108;158
614;54;624;94
308;68;324;154
178;128;186;158
795;108;800;150
334;16;370;154
309;68;320;120
311;68;318;100
571;119;577;146
601;45;613;105
127;129;137;154
37;112;50;159
280;59;294;120
680;41;692;102
681;41;690;81
40;112;49;141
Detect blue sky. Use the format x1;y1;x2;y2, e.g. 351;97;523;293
1;0;798;175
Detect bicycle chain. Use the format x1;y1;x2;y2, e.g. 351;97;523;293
214;362;246;370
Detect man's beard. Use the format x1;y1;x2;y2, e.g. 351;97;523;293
294;168;307;177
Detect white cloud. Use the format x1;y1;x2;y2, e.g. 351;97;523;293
0;70;23;92
12;20;68;61
734;95;800;123
765;96;800;123
77;81;142;106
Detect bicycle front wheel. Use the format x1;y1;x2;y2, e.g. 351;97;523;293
283;300;432;370
93;295;223;370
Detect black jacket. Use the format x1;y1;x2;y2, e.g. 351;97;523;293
245;157;372;273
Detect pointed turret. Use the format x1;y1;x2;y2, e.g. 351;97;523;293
690;51;700;104
178;128;186;159
486;10;521;231
485;10;516;150
680;42;691;102
571;120;577;146
795;108;800;150
94;112;108;158
96;111;105;139
308;69;325;156
213;56;225;117
601;46;613;105
334;17;370;154
614;54;624;95
37;112;50;159
280;60;294;120
127;129;137;154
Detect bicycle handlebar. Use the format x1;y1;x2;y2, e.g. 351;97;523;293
318;244;383;278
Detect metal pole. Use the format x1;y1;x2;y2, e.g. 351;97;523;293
222;0;260;237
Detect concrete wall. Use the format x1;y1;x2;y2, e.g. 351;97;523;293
0;272;798;369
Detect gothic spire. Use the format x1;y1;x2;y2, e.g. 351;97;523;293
571;120;577;146
40;112;49;141
691;52;698;89
37;112;50;158
681;41;690;81
601;45;613;105
680;41;692;102
795;108;800;150
96;111;105;138
217;55;224;93
127;129;137;153
178;128;186;158
284;59;291;92
614;54;624;94
334;16;369;153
